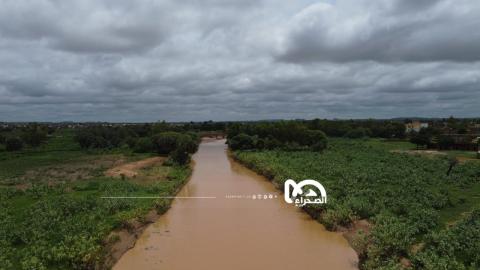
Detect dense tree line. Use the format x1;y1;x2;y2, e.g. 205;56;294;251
409;125;479;150
74;124;200;165
305;118;406;139
226;121;328;152
0;124;50;152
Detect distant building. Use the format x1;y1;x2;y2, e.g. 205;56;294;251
405;121;429;133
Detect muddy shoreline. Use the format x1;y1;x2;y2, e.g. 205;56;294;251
101;162;194;269
229;151;367;261
109;141;357;269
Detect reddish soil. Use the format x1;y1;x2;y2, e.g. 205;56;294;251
105;157;165;178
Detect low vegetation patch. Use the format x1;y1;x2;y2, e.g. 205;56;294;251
233;138;480;269
0;124;199;269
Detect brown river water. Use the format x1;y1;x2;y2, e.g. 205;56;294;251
114;139;357;270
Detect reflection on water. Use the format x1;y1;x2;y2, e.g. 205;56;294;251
114;139;358;270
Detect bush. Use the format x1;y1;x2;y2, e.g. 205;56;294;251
152;132;182;154
321;205;354;230
5;137;24;151
438;136;455;150
410;130;431;149
168;148;190;165
344;128;370;139
75;126;130;149
228;133;255;150
264;136;281;150
21;127;47;147
368;214;416;259
133;137;154;153
177;134;199;154
306;130;328;152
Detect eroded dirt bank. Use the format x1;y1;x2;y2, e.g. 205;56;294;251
113;139;357;270
105;156;165;178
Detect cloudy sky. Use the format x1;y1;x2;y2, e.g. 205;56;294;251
0;0;479;122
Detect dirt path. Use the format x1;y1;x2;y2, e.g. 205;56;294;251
391;149;447;157
105;157;165;178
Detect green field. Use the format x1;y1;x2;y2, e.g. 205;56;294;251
0;129;192;269
233;138;480;269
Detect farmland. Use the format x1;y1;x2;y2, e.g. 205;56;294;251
0;127;195;269
233;138;480;269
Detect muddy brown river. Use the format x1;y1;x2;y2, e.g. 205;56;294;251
114;139;357;270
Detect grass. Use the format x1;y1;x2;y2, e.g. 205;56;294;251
0;129;193;269
444;150;479;160
438;182;480;224
233;138;480;268
0;129;150;183
365;138;479;161
365;138;417;151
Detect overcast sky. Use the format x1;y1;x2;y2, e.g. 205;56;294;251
0;0;479;122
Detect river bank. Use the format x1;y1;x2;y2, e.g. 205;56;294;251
113;139;357;270
230;151;367;257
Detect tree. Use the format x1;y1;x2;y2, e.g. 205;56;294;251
152;132;182;154
177;134;198;154
133;137;154;153
410;131;431;149
446;156;458;176
21;127;47;147
228;133;255;150
5;137;24;151
75;126;129;149
305;130;328;152
169;148;190;165
438;136;454;150
344;128;370;139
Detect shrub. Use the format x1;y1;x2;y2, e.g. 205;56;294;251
21;127;47;147
438;136;455;150
263;136;281;150
177;134;198;154
344;128;370;139
152;132;181;154
75;126;131;149
133;137;154;153
410;131;431;149
302;130;328;152
321;205;354;230
228;133;255;150
368;214;416;259
5;137;24;151
168;148;190;165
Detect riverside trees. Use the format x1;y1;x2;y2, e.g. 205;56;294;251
227;121;328;152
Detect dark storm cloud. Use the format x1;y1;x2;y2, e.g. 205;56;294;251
0;0;479;122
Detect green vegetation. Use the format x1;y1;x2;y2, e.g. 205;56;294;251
227;121;328;152
5;137;24;152
0;166;191;269
74;125;199;165
233;138;480;269
304;118;406;139
344;127;371;139
0;125;198;269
